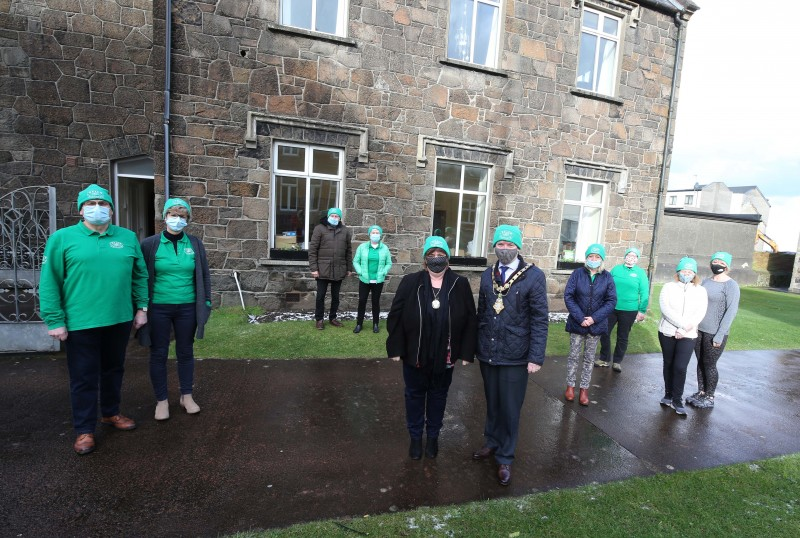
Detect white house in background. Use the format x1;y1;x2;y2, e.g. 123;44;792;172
666;182;774;251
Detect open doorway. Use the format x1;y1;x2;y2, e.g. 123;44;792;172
113;156;155;241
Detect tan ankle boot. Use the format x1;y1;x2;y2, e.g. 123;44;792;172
180;394;200;414
579;388;590;406
155;400;169;421
565;386;575;401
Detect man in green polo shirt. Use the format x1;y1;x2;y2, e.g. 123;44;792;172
40;184;148;455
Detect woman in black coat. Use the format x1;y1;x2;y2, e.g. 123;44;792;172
387;236;477;460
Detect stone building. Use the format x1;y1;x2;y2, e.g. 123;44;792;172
1;0;699;314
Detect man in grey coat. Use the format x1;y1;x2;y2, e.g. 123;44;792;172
308;207;354;329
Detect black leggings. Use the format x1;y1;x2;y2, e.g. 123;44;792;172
357;281;384;324
658;332;696;402
694;331;727;396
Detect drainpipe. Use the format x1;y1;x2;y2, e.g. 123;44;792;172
647;11;684;286
163;0;172;200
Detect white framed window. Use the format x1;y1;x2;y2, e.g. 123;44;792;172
668;195;677;205
280;0;348;37
685;195;694;205
433;160;490;257
271;142;344;251
558;179;607;268
576;6;622;96
447;0;502;68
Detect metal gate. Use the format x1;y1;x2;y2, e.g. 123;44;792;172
0;186;59;352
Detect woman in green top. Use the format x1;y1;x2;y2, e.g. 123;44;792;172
139;199;211;421
352;225;392;333
596;247;650;372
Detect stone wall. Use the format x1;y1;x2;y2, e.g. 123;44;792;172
1;0;156;225
1;1;692;314
149;0;689;312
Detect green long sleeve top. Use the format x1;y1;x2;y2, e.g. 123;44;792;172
39;222;148;331
609;263;650;313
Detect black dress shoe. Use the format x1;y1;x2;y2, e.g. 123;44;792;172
353;324;362;334
409;438;422;460
472;445;496;460
498;464;511;486
373;323;379;333
425;437;438;459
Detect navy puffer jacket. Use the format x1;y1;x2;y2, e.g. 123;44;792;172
477;257;549;366
564;267;617;336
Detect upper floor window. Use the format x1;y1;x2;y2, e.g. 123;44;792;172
433;161;490;258
685;195;694;205
272;142;344;252
576;7;621;96
447;0;502;68
668;195;677;205
558;179;607;269
280;0;348;37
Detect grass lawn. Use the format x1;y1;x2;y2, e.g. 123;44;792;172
230;453;800;537
195;286;800;359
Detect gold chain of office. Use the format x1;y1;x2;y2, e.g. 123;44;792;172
492;263;531;314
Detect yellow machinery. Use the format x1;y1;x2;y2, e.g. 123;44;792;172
756;229;779;253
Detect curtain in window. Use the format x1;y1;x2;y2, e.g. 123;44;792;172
595;38;617;95
448;0;473;62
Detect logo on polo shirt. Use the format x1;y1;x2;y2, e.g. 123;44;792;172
109;241;124;249
185;248;195;255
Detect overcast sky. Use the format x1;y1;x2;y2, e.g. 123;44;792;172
669;0;800;251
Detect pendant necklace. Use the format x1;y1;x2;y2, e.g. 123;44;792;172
431;287;441;309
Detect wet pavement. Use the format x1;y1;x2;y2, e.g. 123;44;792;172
1;348;799;536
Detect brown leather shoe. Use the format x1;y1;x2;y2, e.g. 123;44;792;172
565;386;575;401
100;414;137;430
472;445;496;460
315;320;325;330
73;433;95;455
579;388;589;406
329;319;343;327
498;464;511;486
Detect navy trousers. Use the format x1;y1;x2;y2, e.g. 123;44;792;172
403;363;454;440
66;321;133;434
480;361;529;465
149;303;197;401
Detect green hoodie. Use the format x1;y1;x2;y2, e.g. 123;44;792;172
40;223;148;331
609;263;650;313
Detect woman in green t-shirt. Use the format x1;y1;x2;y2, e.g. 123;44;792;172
139;199;211;421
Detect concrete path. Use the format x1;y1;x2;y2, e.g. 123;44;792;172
1;349;798;536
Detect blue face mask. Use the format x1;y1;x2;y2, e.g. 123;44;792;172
83;205;111;225
370;234;381;243
328;217;340;227
165;216;188;232
679;273;694;284
586;259;602;270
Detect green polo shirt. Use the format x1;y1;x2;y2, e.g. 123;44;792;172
152;232;196;304
609;263;650;312
39;222;148;331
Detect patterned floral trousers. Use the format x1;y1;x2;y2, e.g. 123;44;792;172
566;333;600;389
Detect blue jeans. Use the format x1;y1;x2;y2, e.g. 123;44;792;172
149;303;197;401
66;321;133;434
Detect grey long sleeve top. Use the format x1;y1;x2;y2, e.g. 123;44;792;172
698;278;740;344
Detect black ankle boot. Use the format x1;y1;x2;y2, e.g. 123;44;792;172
409;438;422;460
353;324;362;334
373;322;379;333
425;437;438;459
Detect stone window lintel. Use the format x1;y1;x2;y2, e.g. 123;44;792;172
416;134;514;180
245;112;369;163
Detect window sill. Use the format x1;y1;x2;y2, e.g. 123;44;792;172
439;58;508;78
570;88;624;106
266;23;357;46
556;261;584;271
262;250;309;264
